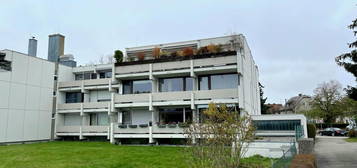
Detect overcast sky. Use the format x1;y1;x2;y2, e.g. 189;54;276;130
0;0;356;104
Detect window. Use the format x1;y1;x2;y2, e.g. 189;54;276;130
122;111;131;124
64;114;82;126
91;73;97;79
123;80;152;94
105;71;112;78
65;92;83;103
99;71;112;79
211;74;238;89
199;73;239;90
83;73;91;80
159;108;192;124
90;113;109;126
75;74;84;80
253;120;301;131
159;77;193;92
0;53;11;71
198;76;209;90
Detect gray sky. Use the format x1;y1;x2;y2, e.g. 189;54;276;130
0;0;356;104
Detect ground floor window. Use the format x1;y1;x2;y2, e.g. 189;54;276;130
90;113;109;126
159;108;192;124
64;113;82;126
122;111;132;124
197;104;239;123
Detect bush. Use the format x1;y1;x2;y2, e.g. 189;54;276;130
348;130;357;138
182;47;194;57
114;50;123;63
290;154;316;168
307;123;316;139
152;47;161;59
136;52;145;61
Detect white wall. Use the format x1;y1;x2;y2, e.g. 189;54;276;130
0;50;54;143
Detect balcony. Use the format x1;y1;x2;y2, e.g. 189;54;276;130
58;78;111;91
114;89;238;107
115;51;237;79
56;126;109;137
57;102;110;113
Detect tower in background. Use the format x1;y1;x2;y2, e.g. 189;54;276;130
48;34;65;62
28;37;37;57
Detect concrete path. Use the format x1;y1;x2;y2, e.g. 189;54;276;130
314;136;357;168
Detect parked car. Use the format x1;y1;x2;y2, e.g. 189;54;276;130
319;127;347;136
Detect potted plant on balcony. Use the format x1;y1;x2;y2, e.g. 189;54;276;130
182;47;194;57
152;47;161;59
114;50;123;63
197;46;209;55
207;44;223;54
178;122;189;128
118;124;127;128
168;122;177;128
129;124;138;128
159;50;170;58
139;124;148;128
136;52;145;61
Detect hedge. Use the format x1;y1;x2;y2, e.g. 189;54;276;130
307;123;316;139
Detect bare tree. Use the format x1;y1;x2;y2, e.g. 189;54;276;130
185;103;255;168
308;80;343;124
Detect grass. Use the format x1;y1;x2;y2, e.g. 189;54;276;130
0;141;272;168
345;137;357;142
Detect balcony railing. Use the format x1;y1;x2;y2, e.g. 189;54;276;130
82;126;108;133
58;78;110;89
114;89;238;105
57;102;109;111
115;51;237;76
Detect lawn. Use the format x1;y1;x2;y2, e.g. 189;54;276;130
345;137;357;142
0;141;272;168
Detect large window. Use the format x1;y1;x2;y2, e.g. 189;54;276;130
99;71;112;79
74;71;112;80
159;77;193;92
90;113;109;126
199;73;239;90
64;113;82;126
253;120;301;131
159;108;192;124
65;92;83;103
122;111;132;124
123;80;152;94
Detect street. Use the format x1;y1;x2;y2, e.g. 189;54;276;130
314;136;357;168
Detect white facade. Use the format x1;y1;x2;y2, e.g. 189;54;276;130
0;50;55;143
55;35;262;143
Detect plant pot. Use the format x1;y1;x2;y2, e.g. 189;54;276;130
158;124;166;128
139;124;148;128
118;124;127;128
129;125;138;128
178;123;189;128
168;124;177;128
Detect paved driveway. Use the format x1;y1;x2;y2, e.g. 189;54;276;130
314;136;357;168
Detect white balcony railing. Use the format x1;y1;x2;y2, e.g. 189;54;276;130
114;88;238;105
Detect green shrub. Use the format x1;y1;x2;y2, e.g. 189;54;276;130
307;123;316;139
348;130;357;138
114;50;123;63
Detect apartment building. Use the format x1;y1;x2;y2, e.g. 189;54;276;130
55;35;262;143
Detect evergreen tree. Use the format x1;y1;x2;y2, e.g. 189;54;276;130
259;83;269;114
336;18;357;100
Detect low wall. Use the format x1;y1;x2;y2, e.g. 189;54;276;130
244;141;294;158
